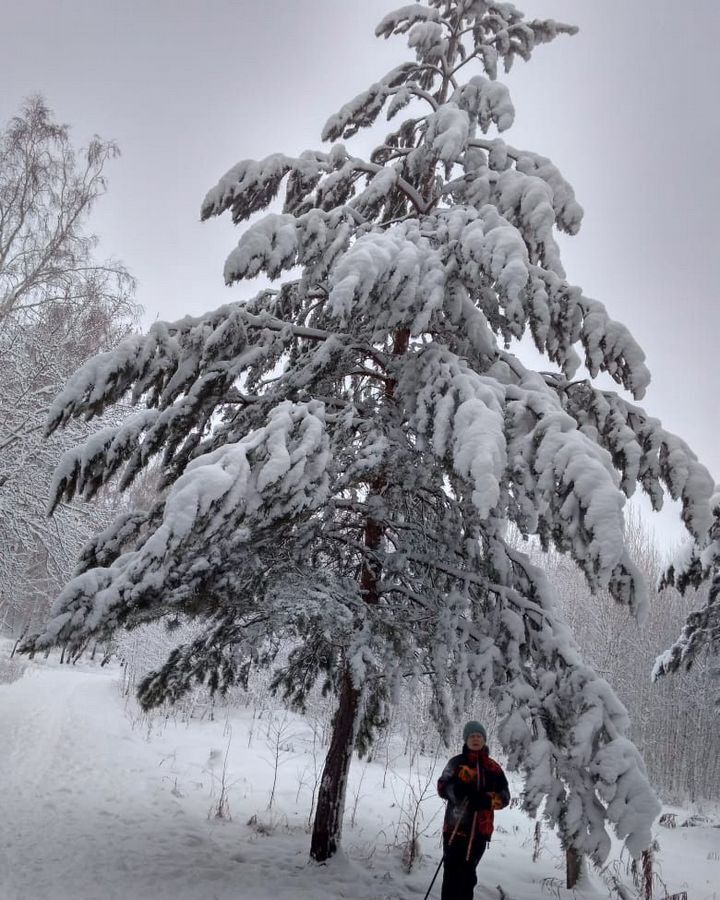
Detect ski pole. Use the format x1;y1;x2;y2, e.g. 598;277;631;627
448;798;468;846
424;798;468;900
422;856;444;900
466;811;478;861
465;757;480;861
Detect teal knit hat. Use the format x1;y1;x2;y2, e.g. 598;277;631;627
463;720;488;742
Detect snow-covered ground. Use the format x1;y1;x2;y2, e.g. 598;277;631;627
1;640;717;900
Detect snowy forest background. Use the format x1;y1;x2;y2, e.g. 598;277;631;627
1;0;719;898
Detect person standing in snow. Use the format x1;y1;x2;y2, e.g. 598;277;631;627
436;721;510;900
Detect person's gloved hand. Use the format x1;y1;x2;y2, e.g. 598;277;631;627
489;791;505;810
472;791;493;811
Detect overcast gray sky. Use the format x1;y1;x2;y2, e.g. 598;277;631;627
3;0;718;549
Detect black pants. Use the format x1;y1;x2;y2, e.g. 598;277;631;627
440;831;487;900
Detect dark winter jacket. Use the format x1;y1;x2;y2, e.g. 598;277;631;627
437;745;510;841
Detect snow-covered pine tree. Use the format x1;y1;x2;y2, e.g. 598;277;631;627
653;492;719;693
23;0;717;866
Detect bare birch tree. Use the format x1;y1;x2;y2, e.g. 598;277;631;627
0;97;137;632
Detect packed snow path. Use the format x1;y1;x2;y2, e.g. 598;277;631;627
0;666;261;900
1;655;716;900
0;662;463;900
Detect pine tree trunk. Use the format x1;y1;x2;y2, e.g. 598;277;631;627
310;327;408;862
566;846;582;888
310;666;361;861
642;847;653;900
